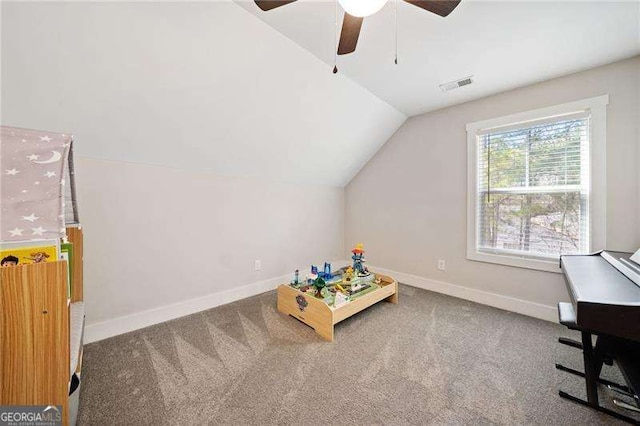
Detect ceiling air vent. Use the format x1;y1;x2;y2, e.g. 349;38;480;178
439;76;474;93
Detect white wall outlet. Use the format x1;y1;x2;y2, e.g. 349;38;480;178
254;259;261;271
437;260;446;271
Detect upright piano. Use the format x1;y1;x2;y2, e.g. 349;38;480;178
558;251;640;423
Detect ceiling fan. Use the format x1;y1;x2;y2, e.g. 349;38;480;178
254;0;462;55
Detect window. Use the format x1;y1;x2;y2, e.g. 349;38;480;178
467;96;608;272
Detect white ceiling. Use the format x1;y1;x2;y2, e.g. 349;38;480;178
236;0;640;116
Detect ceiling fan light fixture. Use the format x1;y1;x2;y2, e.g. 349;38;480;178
338;0;388;17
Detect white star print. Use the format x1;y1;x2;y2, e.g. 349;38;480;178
45;171;56;178
22;213;39;222
8;228;24;237
40;135;52;142
60;179;65;186
27;154;39;161
61;142;71;148
5;168;19;175
21;189;28;193
31;227;46;236
34;181;40;185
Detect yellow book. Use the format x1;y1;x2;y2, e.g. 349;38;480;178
0;243;58;267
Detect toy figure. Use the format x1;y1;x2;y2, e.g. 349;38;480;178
307;265;319;284
291;269;300;287
344;266;354;282
351;243;370;277
323;262;331;278
313;277;326;298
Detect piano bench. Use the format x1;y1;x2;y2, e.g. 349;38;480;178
557;302;614;365
558;337;583;350
558;302;578;329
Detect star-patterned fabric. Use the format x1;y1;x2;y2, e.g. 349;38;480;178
1;126;72;243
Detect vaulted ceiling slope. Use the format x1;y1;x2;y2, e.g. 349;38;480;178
1;2;406;187
237;0;640;117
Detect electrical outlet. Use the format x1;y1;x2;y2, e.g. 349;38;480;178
254;259;261;271
437;260;446;271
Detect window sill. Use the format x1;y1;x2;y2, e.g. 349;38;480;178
467;250;562;273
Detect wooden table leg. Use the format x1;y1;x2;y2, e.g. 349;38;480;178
384;280;398;304
315;323;334;342
385;293;398;304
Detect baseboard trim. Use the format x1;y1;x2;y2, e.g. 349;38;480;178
372;266;558;323
84;273;288;343
85;261;556;343
84;260;350;344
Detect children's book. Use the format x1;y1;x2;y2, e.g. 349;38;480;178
60;242;73;298
0;240;59;268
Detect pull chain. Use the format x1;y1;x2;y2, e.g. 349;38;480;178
333;0;338;73
394;0;398;65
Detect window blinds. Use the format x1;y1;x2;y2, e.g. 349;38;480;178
476;112;590;259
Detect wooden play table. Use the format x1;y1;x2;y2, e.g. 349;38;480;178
277;273;398;342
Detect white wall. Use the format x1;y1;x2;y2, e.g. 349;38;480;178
76;157;344;328
346;56;640;315
1;1;403;340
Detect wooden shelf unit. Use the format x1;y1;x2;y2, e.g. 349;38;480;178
0;227;84;426
277;273;398;342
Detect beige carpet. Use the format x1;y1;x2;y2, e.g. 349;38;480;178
78;284;637;425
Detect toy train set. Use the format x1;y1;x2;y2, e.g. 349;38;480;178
277;244;398;341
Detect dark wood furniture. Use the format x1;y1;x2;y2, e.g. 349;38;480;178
557;251;640;424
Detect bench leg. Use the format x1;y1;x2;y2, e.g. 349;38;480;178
559;337;583;349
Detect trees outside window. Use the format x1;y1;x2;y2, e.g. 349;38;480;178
477;118;588;258
466;96;607;272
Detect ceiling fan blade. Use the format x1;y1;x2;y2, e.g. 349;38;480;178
254;0;297;11
337;13;364;55
403;0;462;17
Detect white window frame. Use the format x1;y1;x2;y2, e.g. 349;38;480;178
466;95;608;273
